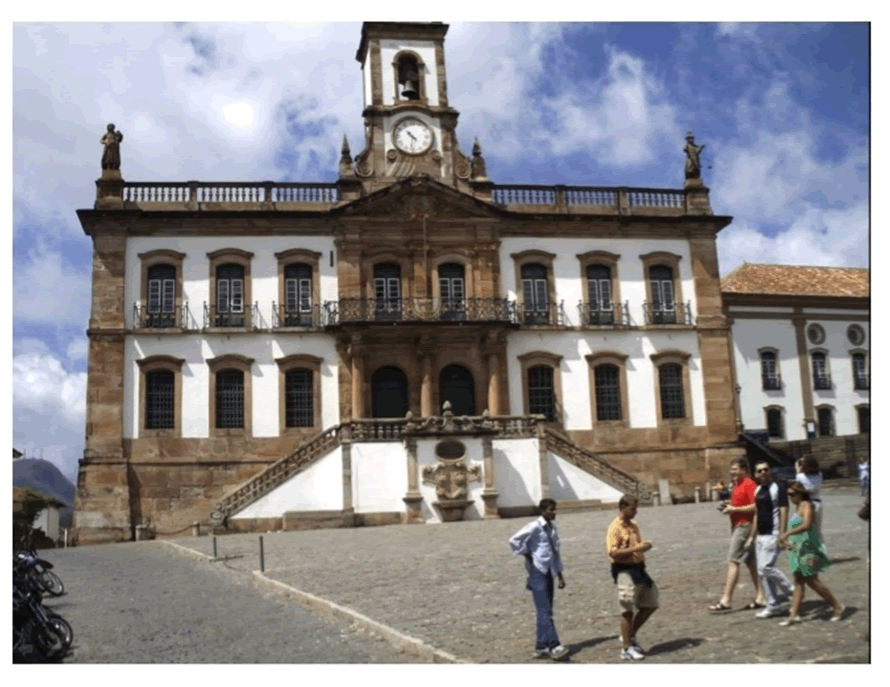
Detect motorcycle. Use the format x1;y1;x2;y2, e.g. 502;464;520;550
14;548;65;597
13;568;73;660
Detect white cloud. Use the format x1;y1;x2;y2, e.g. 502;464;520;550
14;245;92;327
716;23;760;40
66;337;89;363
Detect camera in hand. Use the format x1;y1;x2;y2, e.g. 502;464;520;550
717;501;728;512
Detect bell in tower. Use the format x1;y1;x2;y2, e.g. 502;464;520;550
398;55;421;100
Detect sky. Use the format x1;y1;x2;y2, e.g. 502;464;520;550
11;19;869;484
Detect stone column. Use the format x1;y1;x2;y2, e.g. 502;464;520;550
402;436;424;524
479;434;500;518
536;418;550;500
349;340;365;419
792;317;815;426
340;424;355;527
487;352;500;415
420;352;433;417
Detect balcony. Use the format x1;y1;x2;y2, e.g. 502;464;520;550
578;301;629;327
490;184;711;216
519;302;567;327
132;304;195;330
762;375;782;391
813;375;832;391
203;303;260;329
271;303;323;329
642;301;694;326
323;298;518;326
116;181;340;211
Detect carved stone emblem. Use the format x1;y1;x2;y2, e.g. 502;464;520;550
422;458;481;502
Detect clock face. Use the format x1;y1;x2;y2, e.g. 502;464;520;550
393;118;433;155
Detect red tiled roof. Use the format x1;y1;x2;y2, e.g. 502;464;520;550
721;263;869;298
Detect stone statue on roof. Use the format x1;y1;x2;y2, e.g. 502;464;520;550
100;123;123;171
684;131;705;179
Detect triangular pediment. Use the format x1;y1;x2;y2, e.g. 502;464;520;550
333;176;502;219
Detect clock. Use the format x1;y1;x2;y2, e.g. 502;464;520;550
393;118;433;155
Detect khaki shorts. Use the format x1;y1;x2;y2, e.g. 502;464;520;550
728;522;755;564
617;571;659;612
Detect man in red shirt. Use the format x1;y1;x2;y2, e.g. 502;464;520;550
708;457;765;611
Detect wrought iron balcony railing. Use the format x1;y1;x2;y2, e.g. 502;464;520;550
323;298;518;325
203;302;260;329
519;302;566;326
132;304;194;330
271;302;323;328
813;375;832;391
854;376;870;391
578;301;629;327
642;301;694;326
762;375;782;391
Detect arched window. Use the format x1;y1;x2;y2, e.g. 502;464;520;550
371;366;409;418
658;363;685;419
396;53;421;100
594;364;622;421
649;265;676;324
285;369;314;428
216;369;245;429
586;265;614;324
374;263;402;321
852;353;868;390
216;263;245;327
816;406;834;437
146;264;176;328
765;407;784;439
811;352;830;390
284;263;313;326
438;263;466;320
145;370;175;430
760;350;780;390
521;263;550;324
857;405;870;434
528;365;556;421
439;364;475;416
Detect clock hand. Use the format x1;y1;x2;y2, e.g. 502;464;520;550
407;131;417;141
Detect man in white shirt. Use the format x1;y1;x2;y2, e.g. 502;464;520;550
509;498;569;660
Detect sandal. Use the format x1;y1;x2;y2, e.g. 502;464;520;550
708;602;732;611
743;602;766;610
779;616;802;626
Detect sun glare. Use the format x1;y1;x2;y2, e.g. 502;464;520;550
222;102;255;129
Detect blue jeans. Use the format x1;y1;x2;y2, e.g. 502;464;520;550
755;534;793;611
527;567;560;650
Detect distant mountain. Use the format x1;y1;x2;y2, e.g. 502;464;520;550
12;458;76;528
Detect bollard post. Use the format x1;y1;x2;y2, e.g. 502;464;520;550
63;528;68;548
191;522;200;537
259;535;265;573
212;536;218;559
694;487;702;503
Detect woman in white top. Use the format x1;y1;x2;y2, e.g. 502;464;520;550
795;456;824;546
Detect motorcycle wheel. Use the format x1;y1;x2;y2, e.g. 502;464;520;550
31;616;73;660
36;570;65;597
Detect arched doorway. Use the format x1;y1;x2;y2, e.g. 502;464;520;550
439;364;476;416
371;366;409;418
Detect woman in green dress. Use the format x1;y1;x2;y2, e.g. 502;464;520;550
777;482;845;626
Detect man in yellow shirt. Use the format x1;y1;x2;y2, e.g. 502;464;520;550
606;494;658;661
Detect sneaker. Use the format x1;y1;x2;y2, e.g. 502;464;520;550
830;605;846;622
755;607;785;619
630;637;645;654
549;645;569;660
621;646;645;661
533;649;550;659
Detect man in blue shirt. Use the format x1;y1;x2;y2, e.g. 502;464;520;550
509;498;569;660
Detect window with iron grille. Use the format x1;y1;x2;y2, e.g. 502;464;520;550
811;352;830;390
216;369;244;429
817;406;834;437
147;264;176;327
439;263;465;319
528;365;556;421
284;263;313;326
858;406;870;434
521;263;549;324
760;351;780;390
285;368;314;428
216;263;244;326
649;265;675;323
145;370;174;429
594;364;621;421
852;353;868;389
586;265;613;324
659;363;685;419
766;407;784;439
374;263;401;320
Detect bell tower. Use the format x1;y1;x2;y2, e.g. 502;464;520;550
351;22;474;192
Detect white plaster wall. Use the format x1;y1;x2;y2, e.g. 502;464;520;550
731;318;803;439
379;39;439;106
505;329;705;429
125;236;338;330
233;446;343;519
548;453;624;504
493;438;541;507
383;111;443;159
33;507;60;541
806;318;869;436
731;306;794;313
415;438;486;523
351;442;409;513
498;237;697;328
124;334;340;439
802;308;869;316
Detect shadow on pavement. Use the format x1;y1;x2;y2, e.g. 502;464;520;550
644;638;704;656
830;556;862;565
569;634;618;652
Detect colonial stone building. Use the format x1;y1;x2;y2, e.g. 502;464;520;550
73;21;745;544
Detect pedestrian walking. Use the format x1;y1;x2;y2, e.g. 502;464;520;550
776;482;845;626
795;456;825;546
709;457;764;611
606;494;658;661
858;457;869;497
508;498;569;660
745;461;794;619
